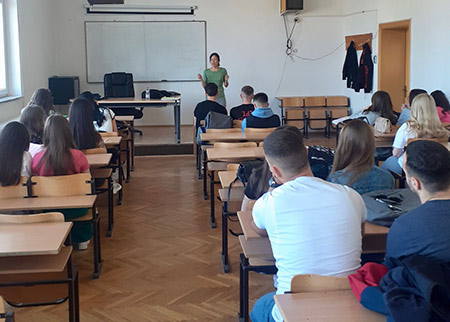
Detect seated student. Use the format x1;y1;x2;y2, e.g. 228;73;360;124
250;127;366;322
69;98;105;150
229;85;255;120
386;140;450;261
20;104;46;157
348;90;398;125
32;115;92;250
328;119;394;194
431;90;450;123
397;88;427;125
0;122;32;186
193;82;227;130
241;92;280;132
79;91;118;133
28;88;56;117
381;94;448;174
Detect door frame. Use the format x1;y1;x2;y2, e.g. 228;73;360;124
378;19;411;102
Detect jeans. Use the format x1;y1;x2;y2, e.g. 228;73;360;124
381;156;403;174
250;292;276;322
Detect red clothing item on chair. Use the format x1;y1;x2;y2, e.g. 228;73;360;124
348;262;388;301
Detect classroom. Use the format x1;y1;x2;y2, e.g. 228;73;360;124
0;0;449;321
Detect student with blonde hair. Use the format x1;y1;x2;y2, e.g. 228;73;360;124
381;93;448;174
328;119;394;194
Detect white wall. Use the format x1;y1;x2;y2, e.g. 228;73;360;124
343;0;450;113
0;0;56;125
52;0;348;126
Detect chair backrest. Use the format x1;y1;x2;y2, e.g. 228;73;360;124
31;173;92;197
407;137;448;145
0;177;29;199
244;127;277;133
304;96;326;107
213;142;257;149
0;212;64;224
226;164;239;172
281;97;304;108
233;119;243;128
290;274;350;293
99;132;118;137
104;72;135;98
206;128;241;133
83;147;108;155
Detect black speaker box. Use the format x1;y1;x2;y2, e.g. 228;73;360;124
48;76;80;105
285;0;303;11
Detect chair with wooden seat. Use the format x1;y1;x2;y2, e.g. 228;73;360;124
280;97;307;137
0;212;79;322
84;148;114;237
289;274;350;293
326;96;349;138
30;173;102;279
243;127;277;133
233;119;243;128
305;97;327;137
0;177;29;201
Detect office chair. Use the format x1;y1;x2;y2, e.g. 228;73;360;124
103;72;143;135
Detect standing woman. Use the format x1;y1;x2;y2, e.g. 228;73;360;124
0;122;32;186
198;52;229;107
381;93;448;174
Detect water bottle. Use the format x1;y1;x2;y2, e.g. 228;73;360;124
145;87;150;100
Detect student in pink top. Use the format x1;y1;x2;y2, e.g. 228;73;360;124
431;90;450;123
32;114;92;249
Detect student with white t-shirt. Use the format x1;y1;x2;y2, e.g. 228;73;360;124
250;126;366;322
381;94;448;174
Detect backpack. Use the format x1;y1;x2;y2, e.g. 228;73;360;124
204;111;233;129
237;160;265;186
374;117;392;133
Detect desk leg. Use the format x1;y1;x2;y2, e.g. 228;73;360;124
222;203;229;273
117;152;123;206
92;206;103;279
125;138;131;183
210;170;216;228
174;100;181;144
203;158;208;200
239;254;249;322
106;175;114;237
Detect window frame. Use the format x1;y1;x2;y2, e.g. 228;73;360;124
0;0;8;97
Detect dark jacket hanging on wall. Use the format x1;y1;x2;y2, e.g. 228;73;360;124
356;42;374;93
342;41;358;90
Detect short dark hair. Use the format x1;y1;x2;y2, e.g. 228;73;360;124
205;83;218;97
241;86;254;97
254;92;269;106
263;125;308;175
209;52;220;64
409;89;427;106
405;140;450;193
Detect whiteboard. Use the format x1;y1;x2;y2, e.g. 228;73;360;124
85;21;206;83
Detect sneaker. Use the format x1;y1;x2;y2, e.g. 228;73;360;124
75;240;90;251
113;182;122;194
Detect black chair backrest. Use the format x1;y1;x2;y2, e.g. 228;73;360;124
103;72;135;98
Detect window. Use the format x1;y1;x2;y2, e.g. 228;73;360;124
0;0;20;99
0;1;7;96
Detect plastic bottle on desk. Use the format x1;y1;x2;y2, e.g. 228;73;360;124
145;87;150;100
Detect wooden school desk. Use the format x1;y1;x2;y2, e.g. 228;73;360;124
115;115;136;171
374;125;400;148
274;290;384;322
102;136;122;148
205;147;264;228
85;153;112;168
97;96;182;143
200;131;269;144
0;196;102;279
0;222;80;322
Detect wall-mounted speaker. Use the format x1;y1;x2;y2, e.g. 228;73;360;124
281;0;303;14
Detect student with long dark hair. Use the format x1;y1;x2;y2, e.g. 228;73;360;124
328;119;394;194
29;88;55;116
20;104;46;157
0;122;32;186
349;91;397;125
69;97;104;150
32;115;92;249
431;90;450;123
79;91;118;133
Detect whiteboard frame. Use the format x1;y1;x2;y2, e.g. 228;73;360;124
84;20;207;84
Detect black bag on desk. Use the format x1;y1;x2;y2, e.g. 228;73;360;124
362;189;421;227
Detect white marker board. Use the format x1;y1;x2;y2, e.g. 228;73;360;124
85;21;206;83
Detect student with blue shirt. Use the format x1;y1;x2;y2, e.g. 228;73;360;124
328;119;394;194
386;140;450;261
241;92;280;132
